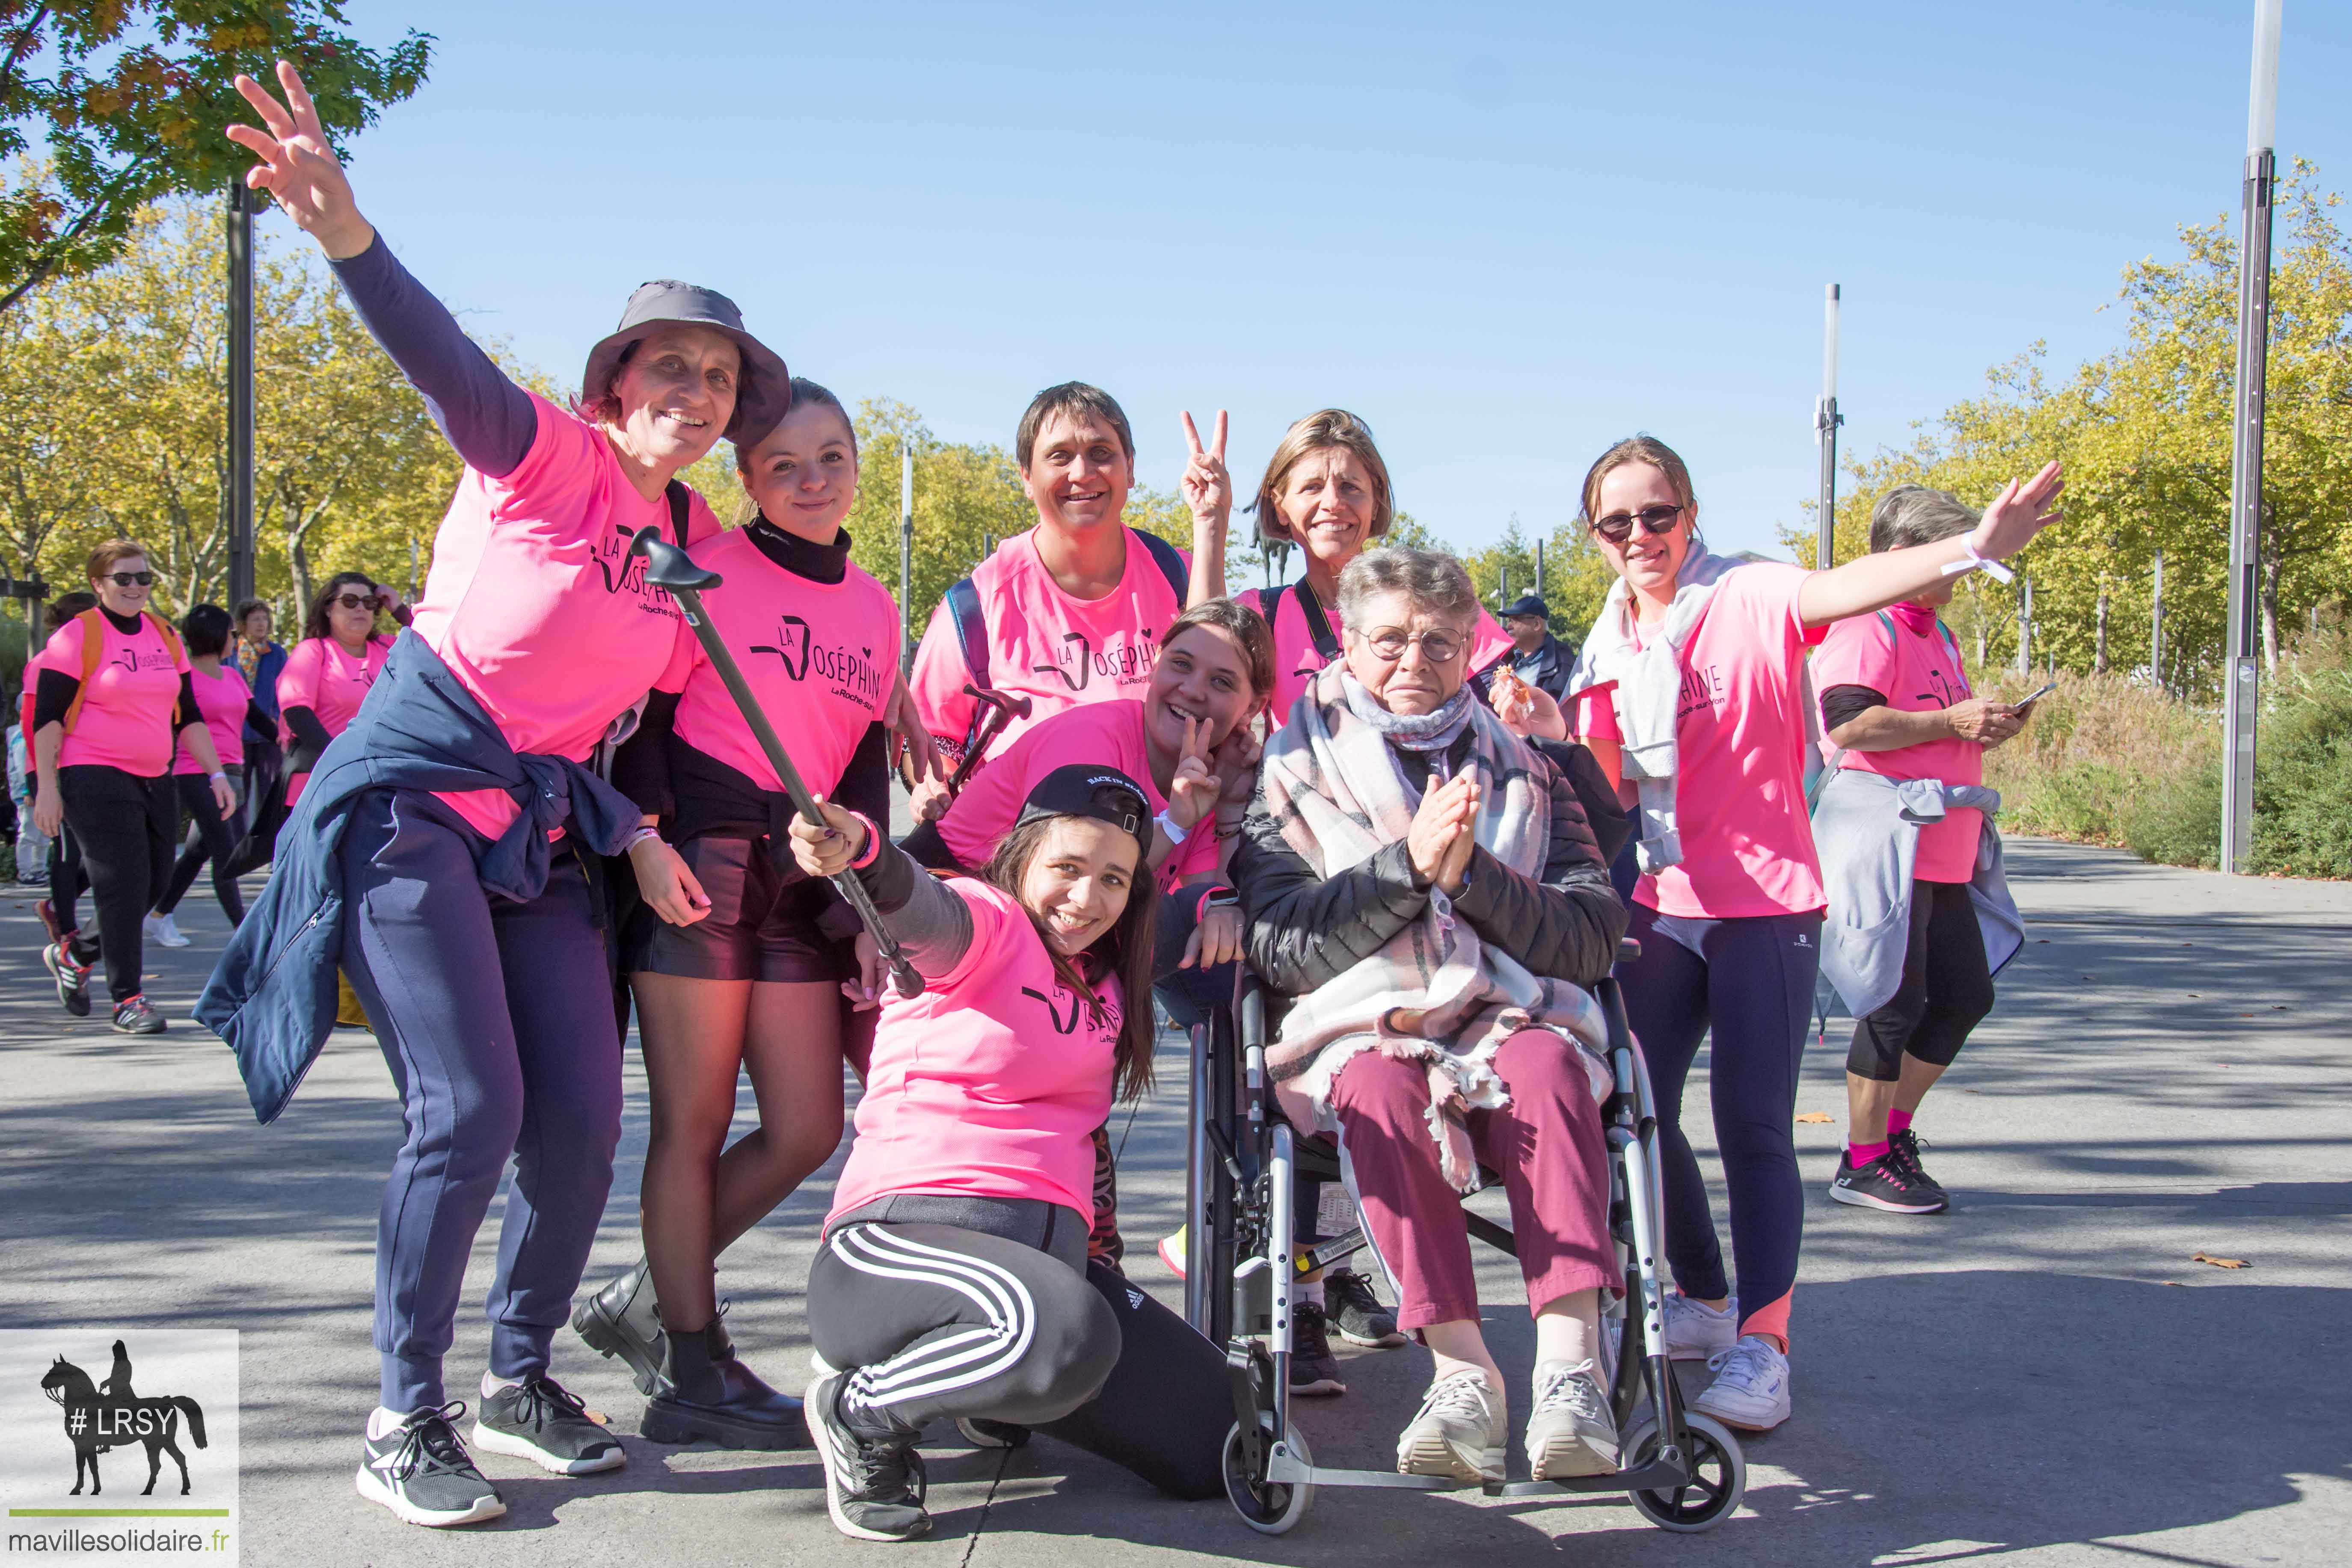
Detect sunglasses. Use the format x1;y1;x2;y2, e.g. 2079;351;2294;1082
1354;627;1464;666
332;592;386;611
1591;504;1685;544
102;571;155;588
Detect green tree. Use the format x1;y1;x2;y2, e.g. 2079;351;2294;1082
1;3;429;314
1459;515;1615;644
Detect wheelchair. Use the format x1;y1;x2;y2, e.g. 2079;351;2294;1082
1183;938;1747;1535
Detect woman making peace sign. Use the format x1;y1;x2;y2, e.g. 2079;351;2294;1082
198;62;792;1530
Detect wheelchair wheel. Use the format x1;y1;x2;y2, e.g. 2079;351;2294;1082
1618;1411;1745;1533
1222;1420;1314;1535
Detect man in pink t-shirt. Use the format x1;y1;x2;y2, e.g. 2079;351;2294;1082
906;385;1226;800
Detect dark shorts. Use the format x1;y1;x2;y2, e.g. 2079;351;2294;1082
631;833;851;984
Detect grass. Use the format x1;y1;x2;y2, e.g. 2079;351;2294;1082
1977;622;2352;878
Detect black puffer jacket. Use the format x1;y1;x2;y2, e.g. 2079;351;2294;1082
1234;729;1627;997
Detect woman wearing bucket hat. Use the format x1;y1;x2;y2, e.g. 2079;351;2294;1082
200;62;794;1529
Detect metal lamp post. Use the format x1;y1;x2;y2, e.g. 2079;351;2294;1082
899;443;914;675
226;182;257;611
2221;0;2283;874
1815;284;1842;570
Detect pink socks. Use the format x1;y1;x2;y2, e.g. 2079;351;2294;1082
1889;1108;1915;1137
1849;1139;1890;1167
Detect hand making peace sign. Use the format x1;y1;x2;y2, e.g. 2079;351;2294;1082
225;61;377;261
1179;410;1231;532
1166;713;1221;833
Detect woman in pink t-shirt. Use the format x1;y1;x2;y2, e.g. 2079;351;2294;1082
1813;486;2028;1217
219;62;798;1519
1234;409;1520;730
1562;436;2061;1434
29;540;237;1034
789;767;1232;1541
574;382;896;1451
148;604;277;946
905;385;1230;809
277;572;400;807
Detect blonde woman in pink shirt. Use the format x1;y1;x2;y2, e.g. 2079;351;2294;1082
789;768;1234;1541
1563;435;2061;1434
277;572;400;807
205;62;795;1529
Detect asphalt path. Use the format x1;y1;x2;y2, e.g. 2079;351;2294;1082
1;837;2346;1566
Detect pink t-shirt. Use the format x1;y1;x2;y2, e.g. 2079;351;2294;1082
408;394;711;838
277;635;392;745
671;528;899;796
935;699;1218;889
1567;564;1827;919
1810;608;1982;883
51;612;191;777
828;877;1123;1225
175;663;252;774
1235;583;1515;730
909;526;1190;768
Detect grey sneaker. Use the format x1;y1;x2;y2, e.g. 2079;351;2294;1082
806;1365;930;1541
1527;1358;1619;1480
472;1372;624;1475
1287;1301;1347;1397
1326;1269;1405;1348
355;1403;505;1528
1395;1369;1504;1483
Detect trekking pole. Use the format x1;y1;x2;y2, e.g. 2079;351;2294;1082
630;530;924;997
943;684;1032;798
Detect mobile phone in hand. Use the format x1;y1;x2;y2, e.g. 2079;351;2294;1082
2014;679;2058;713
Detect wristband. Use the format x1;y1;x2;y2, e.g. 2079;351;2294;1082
846;811;883;871
207;770;228;784
1941;536;2015;585
1154;809;1190;846
625;824;664;852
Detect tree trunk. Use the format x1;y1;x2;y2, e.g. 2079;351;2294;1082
2259;541;2280;676
2095;584;2109;673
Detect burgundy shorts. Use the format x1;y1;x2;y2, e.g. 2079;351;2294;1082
632;834;852;985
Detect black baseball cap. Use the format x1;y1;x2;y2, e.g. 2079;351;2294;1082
1503;593;1551;621
1015;765;1154;862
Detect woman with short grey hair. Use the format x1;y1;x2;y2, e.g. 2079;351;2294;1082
1233;545;1628;1485
1812;484;2028;1217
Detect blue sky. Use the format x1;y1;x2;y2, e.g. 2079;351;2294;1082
277;1;2348;563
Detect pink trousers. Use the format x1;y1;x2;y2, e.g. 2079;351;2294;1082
1328;1029;1620;1332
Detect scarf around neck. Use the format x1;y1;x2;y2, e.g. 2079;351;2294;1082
1339;670;1476;753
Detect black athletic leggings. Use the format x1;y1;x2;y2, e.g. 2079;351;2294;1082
57;765;175;1005
809;1197;1232;1500
1848;880;1994;1080
154;766;246;925
46;826;93;960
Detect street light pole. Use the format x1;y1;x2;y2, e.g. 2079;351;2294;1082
2221;0;2283;874
1815;284;1842;570
226;182;257;611
899;443;914;675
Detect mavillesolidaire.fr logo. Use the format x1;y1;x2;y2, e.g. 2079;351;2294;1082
0;1331;238;1563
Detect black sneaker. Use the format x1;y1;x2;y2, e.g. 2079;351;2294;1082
1889;1129;1950;1203
112;994;165;1034
472;1372;625;1475
1287;1301;1347;1397
44;942;90;1018
1829;1149;1947;1215
807;1364;930;1542
355;1402;506;1528
1326;1268;1405;1348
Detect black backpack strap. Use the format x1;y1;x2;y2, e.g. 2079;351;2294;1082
1293;580;1342;662
1135;529;1191;609
664;480;690;544
1261;583;1290;642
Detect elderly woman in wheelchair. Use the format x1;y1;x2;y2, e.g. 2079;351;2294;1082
1230;545;1630;1486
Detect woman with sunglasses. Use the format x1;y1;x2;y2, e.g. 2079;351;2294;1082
199;62;792;1529
277;572;403;808
1563;436;2061;1434
30;541;238;1034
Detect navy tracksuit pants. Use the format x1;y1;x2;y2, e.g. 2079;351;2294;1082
338;791;623;1412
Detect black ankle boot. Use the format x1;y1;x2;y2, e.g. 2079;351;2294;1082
571;1258;666;1395
641;1319;804;1450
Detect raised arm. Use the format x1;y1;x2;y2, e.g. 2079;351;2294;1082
1796;461;2063;629
1179;409;1230;605
227;62;534;476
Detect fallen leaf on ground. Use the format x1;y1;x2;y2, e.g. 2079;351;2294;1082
2161;1280;2184;1287
1794;1111;1834;1123
2191;1252;2249;1269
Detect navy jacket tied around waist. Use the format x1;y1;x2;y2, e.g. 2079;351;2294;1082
197;631;641;1124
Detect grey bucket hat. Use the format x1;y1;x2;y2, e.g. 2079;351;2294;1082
579;281;791;446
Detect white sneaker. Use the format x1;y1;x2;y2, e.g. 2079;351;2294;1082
144;912;190;949
1395;1369;1505;1483
1527;1358;1619;1480
1691;1336;1791;1432
1660;1292;1738;1360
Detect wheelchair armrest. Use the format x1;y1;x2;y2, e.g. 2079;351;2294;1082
1617;937;1642;965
